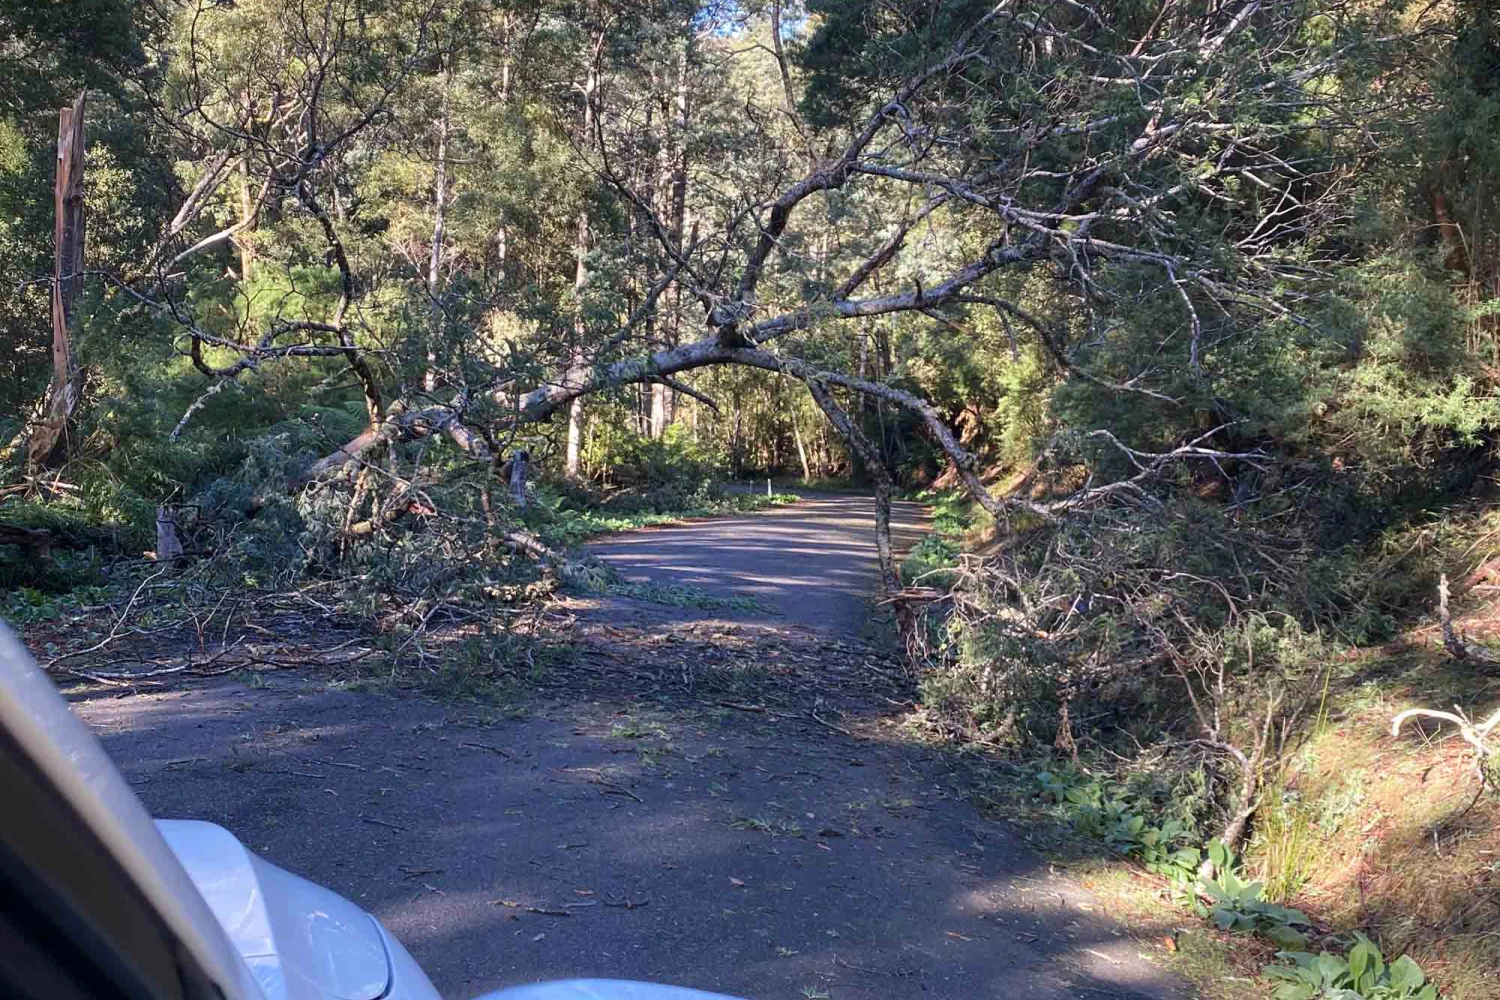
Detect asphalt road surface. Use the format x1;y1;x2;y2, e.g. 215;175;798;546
588;493;930;634
69;495;1184;1000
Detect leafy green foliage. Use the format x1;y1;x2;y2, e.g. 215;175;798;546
582;421;726;487
1036;770;1205;885
1039;770;1312;948
1;581;112;627
1265;935;1437;1000
899;490;972;587
1198;860;1312;948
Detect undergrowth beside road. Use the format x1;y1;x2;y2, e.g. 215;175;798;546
899;489;979;589
1267;649;1500;1000
0;480;795;630
901;486;1500;1000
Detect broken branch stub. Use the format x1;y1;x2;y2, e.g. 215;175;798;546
27;92;87;473
155;506;184;563
509;449;529;508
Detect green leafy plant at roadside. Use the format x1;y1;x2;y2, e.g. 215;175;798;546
900;489;973;587
1265;935;1436;1000
1039;771;1312;949
1198;841;1312;947
1;581;116;628
1036;771;1203;884
1033;768;1450;1000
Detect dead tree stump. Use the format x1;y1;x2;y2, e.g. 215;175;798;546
0;525;53;572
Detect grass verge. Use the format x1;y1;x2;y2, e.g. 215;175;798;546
526;488;799;548
959;641;1500;1000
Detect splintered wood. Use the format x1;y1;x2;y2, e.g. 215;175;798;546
28;92;87;472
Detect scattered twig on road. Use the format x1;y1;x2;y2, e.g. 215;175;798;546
361;815;407;831
834;957;889;977
810;709;854;737
566;766;645;802
596;778;643;803
460;741;513;757
398;866;444;879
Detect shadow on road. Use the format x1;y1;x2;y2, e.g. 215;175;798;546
71;676;1183;1000
64;495;1185;1000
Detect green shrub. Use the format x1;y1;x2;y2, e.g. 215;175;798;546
1039;771;1311;947
1265;935;1437;1000
900;490;973;587
582;423;725;487
1197;848;1311;948
1036;770;1205;884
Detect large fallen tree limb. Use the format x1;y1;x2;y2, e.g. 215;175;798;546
153;0;1312;515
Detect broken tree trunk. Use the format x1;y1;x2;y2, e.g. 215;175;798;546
508;449;529;508
155;506;184;562
0;525;52;574
27;92;87;474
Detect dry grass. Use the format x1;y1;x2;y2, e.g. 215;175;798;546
1057;643;1500;1000
1060;853;1271;1000
1250;651;1500;1000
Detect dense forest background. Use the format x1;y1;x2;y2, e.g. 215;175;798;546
6;1;1500;995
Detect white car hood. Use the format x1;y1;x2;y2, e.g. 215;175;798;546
157;820;391;1000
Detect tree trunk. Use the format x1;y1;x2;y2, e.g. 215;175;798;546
730;399;743;479
650;383;671;439
27;92;87;474
792;416;811;482
856;327;871;412
565;396;585;478
564;192;588;474
508;449;529;508
236;155;255;281
565;33;603;479
424;60;452;393
495;17;512;282
651;35;692;441
499;13;513;103
770;0;797;118
155;505;184;562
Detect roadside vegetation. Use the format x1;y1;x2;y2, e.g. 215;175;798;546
898;484;1500;1000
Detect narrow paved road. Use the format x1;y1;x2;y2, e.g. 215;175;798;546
67;495;1185;1000
589;494;929;633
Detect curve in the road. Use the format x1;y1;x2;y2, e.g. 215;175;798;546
588;494;929;634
